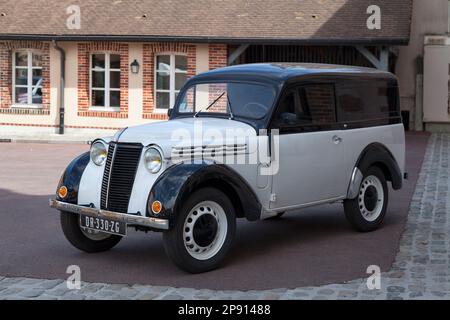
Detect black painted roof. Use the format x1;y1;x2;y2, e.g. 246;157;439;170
193;63;397;84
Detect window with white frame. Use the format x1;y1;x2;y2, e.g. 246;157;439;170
155;54;188;110
91;53;121;109
13;51;43;106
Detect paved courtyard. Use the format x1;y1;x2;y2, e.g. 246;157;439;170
0;133;449;299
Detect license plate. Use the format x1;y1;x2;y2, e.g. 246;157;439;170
80;215;127;236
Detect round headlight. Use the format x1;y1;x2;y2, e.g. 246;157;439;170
90;141;108;166
144;147;162;173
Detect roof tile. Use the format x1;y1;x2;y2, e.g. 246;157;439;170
0;0;412;44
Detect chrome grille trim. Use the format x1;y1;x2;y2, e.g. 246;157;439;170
100;143;116;210
171;144;247;160
100;143;143;213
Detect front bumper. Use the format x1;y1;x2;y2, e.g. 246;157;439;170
49;199;169;230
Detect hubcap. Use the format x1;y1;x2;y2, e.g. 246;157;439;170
183;201;228;260
364;185;378;211
193;214;218;247
358;175;384;222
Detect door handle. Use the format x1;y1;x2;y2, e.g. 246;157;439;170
332;135;343;144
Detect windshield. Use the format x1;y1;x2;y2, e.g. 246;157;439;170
175;82;276;119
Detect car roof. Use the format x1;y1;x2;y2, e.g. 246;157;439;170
192;63;397;83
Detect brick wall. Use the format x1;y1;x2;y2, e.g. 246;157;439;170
208;83;228;113
209;44;228;70
0;41;230;129
77;42;129;118
142;42;196;120
0;41;50;115
206;45;229;113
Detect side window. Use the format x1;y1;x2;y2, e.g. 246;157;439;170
273;89;297;127
337;80;398;122
302;84;336;125
273;84;336;130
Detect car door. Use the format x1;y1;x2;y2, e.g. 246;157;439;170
269;83;347;210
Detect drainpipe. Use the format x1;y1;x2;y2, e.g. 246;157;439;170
52;40;66;135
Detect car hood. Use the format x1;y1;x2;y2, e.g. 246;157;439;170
116;117;257;157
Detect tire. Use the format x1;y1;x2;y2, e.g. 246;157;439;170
344;166;389;232
60;211;122;253
163;187;236;273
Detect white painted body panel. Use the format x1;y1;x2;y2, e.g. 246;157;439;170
78;161;104;208
117;117;257;158
341;124;405;181
77;116;405;219
78;151;167;216
268;124;405;211
78;118;262;217
269;130;346;209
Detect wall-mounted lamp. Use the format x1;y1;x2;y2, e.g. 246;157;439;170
130;59;140;74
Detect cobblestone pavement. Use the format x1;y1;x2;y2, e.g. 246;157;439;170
1;134;449;300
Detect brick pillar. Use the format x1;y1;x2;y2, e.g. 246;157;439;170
0;44;11;109
209;44;228;70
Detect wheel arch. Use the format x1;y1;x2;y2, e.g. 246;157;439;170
147;162;262;225
347;143;403;199
192;178;245;219
56;152;90;204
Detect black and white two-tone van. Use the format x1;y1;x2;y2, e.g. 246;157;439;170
50;63;406;273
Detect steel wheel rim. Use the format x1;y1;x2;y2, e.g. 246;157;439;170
358;175;384;222
183;201;228;260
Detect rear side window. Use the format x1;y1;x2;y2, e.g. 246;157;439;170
336;80;398;122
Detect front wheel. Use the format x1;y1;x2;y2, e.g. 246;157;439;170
60;211;122;253
343;166;388;232
163;188;236;273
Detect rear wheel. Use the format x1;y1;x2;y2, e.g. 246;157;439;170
344;166;388;232
163;188;236;273
60;211;122;253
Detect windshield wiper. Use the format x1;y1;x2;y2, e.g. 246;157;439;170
227;95;234;120
194;92;226;118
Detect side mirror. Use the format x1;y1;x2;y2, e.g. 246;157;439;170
167;108;172;117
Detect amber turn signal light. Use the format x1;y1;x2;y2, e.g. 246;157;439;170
151;201;162;214
58;186;68;199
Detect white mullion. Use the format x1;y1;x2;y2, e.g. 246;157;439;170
12;51;16;104
105;53;110;108
169;55;175;108
27;51;32;105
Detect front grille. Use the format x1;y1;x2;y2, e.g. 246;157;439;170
100;143;143;213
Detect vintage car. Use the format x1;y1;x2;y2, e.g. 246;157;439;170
50;63;406;273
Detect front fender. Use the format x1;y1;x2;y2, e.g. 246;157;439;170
147;162;261;224
56;152;90;204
